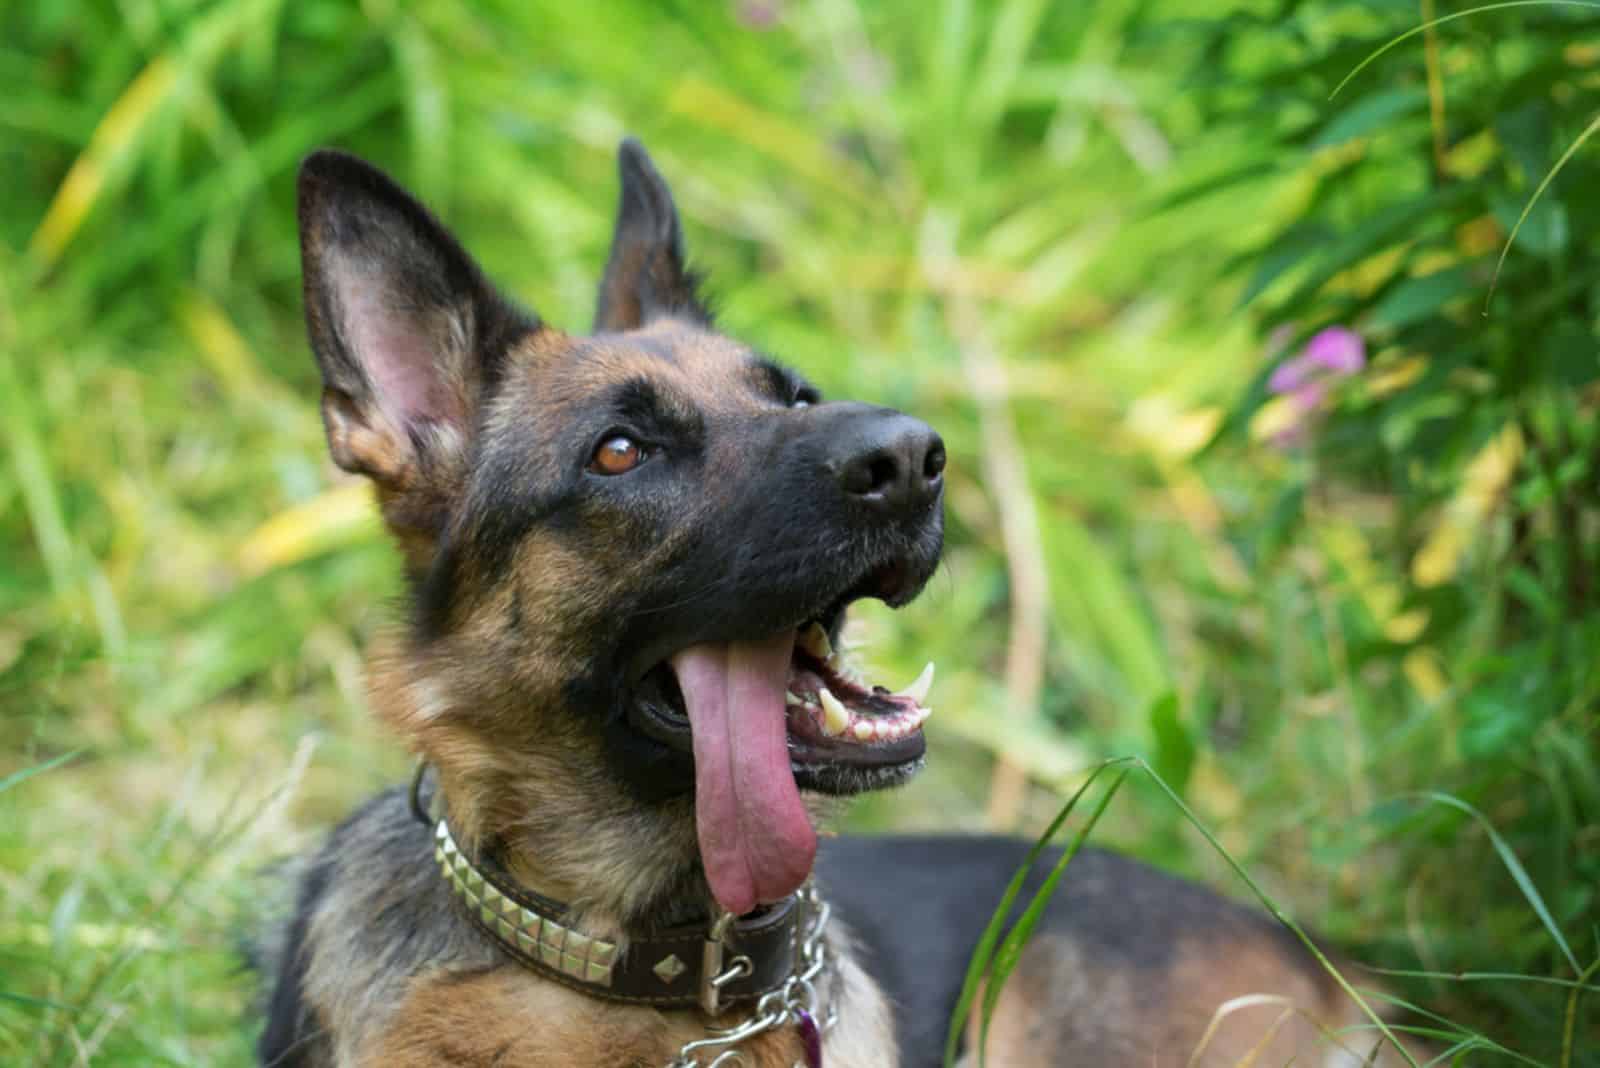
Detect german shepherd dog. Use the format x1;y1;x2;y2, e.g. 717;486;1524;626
257;141;1412;1067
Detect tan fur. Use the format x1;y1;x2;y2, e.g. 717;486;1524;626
966;931;1413;1067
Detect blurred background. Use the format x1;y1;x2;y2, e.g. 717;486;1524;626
3;1;1598;1064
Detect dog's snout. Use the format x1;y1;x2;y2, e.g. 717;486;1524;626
832;409;945;514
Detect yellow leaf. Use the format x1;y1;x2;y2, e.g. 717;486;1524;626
1383;609;1430;644
1403;648;1448;701
29;56;177;265
1366;356;1426;397
1126;395;1222;459
1412;521;1465;588
178;291;268;398
237;483;380;578
1410;423;1522;588
1248;394;1301;444
666;77;872;206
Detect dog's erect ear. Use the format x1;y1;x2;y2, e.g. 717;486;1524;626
297;150;533;538
593;139;711;332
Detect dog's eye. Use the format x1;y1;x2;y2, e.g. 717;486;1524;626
590;435;645;476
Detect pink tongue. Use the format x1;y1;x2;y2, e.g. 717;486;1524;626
670;634;816;916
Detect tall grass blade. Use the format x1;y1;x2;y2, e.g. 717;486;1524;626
1413;792;1581;975
0;752;79;795
1140;762;1420;1066
1329;1;1600;101
1486;111;1600;311
941;756;1137;1067
1561;957;1600;1068
977;768;1131;1065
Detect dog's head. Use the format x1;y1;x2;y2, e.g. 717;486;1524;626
297;141;943;919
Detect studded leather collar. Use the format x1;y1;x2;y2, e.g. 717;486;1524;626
430;817;804;1010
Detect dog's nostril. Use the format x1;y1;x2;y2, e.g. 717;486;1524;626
867;456;898;494
842;450;898;496
923;444;946;481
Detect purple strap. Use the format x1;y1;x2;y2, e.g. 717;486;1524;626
796;1008;822;1068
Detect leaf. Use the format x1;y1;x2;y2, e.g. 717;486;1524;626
1495;101;1555;185
1491;193;1569;258
1235;222;1335;309
1148;692;1196;796
1043;510;1171;710
1368;266;1476;331
1146;160;1280;214
1310;88;1427;150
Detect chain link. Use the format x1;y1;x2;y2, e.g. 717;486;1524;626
665;884;836;1068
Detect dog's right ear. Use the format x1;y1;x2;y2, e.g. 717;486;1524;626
593;139;711;332
297;150;533;544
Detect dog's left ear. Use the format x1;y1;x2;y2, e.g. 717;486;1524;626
593;139;711;332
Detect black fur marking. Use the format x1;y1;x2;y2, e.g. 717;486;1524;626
749;357;817;406
257;856;335;1068
607;377;706;448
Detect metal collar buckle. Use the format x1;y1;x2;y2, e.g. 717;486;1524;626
669;882;835;1068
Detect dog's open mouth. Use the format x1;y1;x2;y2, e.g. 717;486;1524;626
627;598;933;916
631;618;932;783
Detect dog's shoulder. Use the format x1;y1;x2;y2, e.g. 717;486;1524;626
256;786;499;1067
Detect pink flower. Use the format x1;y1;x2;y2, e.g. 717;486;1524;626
735;0;783;29
1269;327;1366;393
1264;326;1365;447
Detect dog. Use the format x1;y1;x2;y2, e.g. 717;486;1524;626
256;139;1415;1067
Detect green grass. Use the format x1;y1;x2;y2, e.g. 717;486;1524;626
1;1;1595;1064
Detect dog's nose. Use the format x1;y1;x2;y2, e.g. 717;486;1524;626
833;409;945;514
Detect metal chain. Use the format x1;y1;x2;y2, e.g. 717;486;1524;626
665;884;837;1068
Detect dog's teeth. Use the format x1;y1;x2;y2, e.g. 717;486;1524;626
799;622;832;660
785;690;804;707
894;662;935;705
818;688;850;737
915;706;932;725
852;719;876;742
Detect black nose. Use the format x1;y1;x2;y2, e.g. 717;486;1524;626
832;408;945;514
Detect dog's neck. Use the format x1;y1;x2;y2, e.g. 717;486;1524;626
430;758;711;936
370;644;715;929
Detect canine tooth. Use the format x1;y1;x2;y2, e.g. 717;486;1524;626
785;691;803;706
894;662;935;705
852;720;875;741
799;623;832;660
818;688;850;737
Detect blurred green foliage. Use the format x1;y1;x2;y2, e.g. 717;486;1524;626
0;0;1595;1064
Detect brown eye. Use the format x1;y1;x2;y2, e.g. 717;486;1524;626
590;434;645;475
